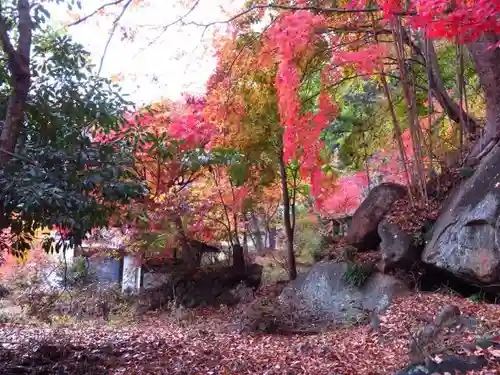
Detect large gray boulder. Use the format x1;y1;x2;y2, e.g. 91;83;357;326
279;262;409;324
422;146;500;285
346;182;407;250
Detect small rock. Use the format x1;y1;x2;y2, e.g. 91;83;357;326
433;304;460;327
294;342;311;354
378;220;421;271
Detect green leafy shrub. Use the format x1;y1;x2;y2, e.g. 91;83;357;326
294;215;322;265
469;291;486;303
343;263;374;287
55;256;96;288
311;234;336;262
0;30;147;258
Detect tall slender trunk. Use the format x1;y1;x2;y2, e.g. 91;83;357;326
232;243;245;273
380;73;414;205
424;36;436;175
172;214;198;270
467;32;500;159
250;212;264;253
403;30;478;134
211;167;235;246
243;220;249;251
456;43;466;160
229;180;241;246
424;38;478;136
393;20;427;201
278;149;297;280
290;167;298;234
363;132;371;190
0;0;33;166
268;226;277;249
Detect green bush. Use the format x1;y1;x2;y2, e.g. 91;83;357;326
294;213;341;264
311;234;336;262
56;256;96;288
311;247;325;263
469;291;486;303
294;218;322;265
343;263;374;287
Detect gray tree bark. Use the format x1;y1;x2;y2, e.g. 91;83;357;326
278;149;297;280
0;0;32;166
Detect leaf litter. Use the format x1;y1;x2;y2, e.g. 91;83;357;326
0;293;498;375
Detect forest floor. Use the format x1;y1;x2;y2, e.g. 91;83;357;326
0;292;499;375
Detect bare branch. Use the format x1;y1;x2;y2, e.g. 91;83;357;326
0;148;36;165
134;0;201;57
68;0;127;27
268;4;384;14
403;30;479;133
184;4;413;29
98;0;133;75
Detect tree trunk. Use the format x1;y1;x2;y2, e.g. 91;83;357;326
250;212;264;253
393;21;427;201
232;244;245;274
243;222;248;251
425;39;478;135
380;73;414;204
268;226;277;249
278;149;297;280
173;214;198;270
467;32;500;154
402;30;479;134
0;0;33;166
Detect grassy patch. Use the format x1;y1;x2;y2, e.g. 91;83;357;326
343;263;374;287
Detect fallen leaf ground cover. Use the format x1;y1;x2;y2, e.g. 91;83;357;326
0;293;499;375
